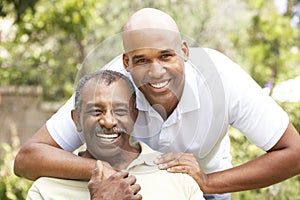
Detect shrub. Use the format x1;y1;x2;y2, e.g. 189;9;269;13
0;129;32;200
230;128;300;199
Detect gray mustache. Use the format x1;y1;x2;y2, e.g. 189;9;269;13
93;126;127;135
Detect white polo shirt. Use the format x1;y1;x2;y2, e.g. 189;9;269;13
26;142;204;200
46;48;289;174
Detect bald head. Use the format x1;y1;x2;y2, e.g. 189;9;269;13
122;8;183;53
124;8;179;32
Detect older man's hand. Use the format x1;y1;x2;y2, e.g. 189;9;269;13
88;161;142;200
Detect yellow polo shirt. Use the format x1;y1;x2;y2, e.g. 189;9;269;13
26;142;204;200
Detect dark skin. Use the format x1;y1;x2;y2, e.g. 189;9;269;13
88;161;142;200
14;125;97;180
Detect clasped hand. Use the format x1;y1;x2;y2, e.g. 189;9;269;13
88;161;142;200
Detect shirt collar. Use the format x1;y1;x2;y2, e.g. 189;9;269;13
126;142;161;170
178;62;201;113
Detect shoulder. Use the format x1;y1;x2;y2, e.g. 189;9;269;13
28;177;89;200
31;177;88;188
189;47;233;62
156;171;205;199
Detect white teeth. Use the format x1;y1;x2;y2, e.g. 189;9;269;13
96;133;119;142
150;80;169;89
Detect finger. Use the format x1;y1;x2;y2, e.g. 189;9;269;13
97;160;103;179
126;174;138;185
130;183;141;195
132;194;143;200
166;165;189;173
159;157;198;170
155;152;186;164
157;160;179;169
91;160;103;180
110;170;130;179
102;162;117;179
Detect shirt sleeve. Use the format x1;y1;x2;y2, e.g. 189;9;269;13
26;181;43;200
46;94;84;151
223;55;289;151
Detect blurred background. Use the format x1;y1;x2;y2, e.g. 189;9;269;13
0;0;299;199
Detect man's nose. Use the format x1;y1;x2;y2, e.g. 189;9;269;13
99;112;117;129
149;62;166;78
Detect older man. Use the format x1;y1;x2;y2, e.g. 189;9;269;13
26;70;204;200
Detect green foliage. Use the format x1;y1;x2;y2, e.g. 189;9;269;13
232;0;300;87
279;101;300;132
0;139;32;200
0;0;108;101
0;0;39;22
0;124;33;200
1;0;299;99
229;128;300;200
0;0;250;101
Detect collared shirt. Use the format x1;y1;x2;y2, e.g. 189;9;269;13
130;59;228;174
26;142;204;200
46;47;289;174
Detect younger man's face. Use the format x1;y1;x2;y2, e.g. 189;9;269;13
123;29;188;106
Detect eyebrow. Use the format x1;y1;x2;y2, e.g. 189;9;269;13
132;54;145;61
160;49;175;54
132;49;175;61
85;103;100;109
85;102;129;108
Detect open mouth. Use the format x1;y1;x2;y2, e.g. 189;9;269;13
96;133;121;142
149;80;170;89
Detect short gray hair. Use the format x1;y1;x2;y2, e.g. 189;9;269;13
74;70;136;113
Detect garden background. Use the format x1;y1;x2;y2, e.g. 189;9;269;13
1;0;300;199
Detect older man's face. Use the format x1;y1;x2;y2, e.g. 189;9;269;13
75;78;137;160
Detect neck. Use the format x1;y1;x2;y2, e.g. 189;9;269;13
150;88;183;121
105;144;140;171
152;102;177;121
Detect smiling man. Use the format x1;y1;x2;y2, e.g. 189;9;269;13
16;8;300;200
26;70;204;200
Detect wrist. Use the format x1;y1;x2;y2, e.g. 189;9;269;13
197;173;210;193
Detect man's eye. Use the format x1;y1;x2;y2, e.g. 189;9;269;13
161;54;173;59
114;109;129;116
89;110;102;116
136;58;147;64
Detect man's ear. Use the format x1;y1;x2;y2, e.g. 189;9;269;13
71;110;82;132
132;108;139;122
130;107;139;124
181;40;189;61
123;53;130;72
